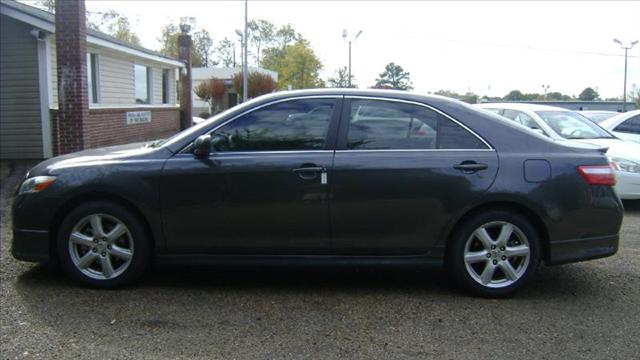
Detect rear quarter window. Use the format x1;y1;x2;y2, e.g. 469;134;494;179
614;115;640;135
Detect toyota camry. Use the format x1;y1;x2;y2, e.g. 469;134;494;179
12;89;623;297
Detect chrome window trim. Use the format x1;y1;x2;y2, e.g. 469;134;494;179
175;150;334;157
179;95;341;154
335;149;495;153
345;95;494;150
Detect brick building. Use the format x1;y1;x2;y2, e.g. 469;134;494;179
0;0;185;159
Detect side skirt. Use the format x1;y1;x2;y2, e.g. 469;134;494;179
156;254;444;268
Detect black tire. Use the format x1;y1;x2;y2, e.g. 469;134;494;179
57;201;150;288
447;209;541;298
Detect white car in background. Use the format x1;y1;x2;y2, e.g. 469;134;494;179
477;103;640;200
598;109;640;144
578;110;619;124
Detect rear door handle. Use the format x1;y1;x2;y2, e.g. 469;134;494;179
453;162;488;173
293;166;326;180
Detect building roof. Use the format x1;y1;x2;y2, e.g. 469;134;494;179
192;67;278;81
1;0;183;67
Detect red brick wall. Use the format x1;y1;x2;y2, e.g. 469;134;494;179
51;107;181;153
54;0;89;155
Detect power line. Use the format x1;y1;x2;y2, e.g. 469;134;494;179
435;38;640;59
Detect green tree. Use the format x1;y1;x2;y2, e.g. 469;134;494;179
87;10;140;45
35;1;141;45
34;0;55;12
504;90;527;101
248;19;276;65
193;29;216;67
373;63;412;90
262;39;324;90
546;92;573;101
578;87;600;101
216;37;236;67
327;67;356;88
434;90;478;104
273;24;300;50
158;19;212;66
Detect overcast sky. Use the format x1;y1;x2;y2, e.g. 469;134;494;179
50;1;640;98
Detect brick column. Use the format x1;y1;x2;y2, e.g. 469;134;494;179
54;0;88;154
178;33;192;130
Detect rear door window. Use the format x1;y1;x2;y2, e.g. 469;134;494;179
346;99;488;150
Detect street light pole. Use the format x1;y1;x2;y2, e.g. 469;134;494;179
613;38;638;112
342;29;362;88
542;85;550;98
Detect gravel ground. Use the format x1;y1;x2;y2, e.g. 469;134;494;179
1;160;639;359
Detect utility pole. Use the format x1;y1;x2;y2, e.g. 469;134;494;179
243;0;248;102
613;38;638;112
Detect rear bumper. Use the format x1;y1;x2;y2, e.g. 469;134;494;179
547;234;618;265
12;228;50;263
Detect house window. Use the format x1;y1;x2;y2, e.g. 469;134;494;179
162;69;170;104
135;64;150;104
87;53;99;103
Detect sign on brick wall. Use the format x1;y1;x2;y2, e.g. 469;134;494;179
126;111;151;125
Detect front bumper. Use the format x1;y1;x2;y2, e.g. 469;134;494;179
614;171;640;200
547;234;618;265
12;228;50;263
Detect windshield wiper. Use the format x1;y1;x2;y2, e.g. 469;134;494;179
145;139;165;148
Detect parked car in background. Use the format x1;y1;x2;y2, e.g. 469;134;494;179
13;90;623;297
599;110;640;144
477;103;640;200
579;110;619;124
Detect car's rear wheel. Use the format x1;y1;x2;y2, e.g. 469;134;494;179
448;210;541;297
57;201;150;288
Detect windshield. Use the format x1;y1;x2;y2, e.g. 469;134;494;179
535;111;613;139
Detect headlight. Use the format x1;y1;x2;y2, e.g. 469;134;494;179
18;176;57;195
609;157;640;174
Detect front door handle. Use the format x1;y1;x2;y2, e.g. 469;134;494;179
293;166;325;180
453;161;488;173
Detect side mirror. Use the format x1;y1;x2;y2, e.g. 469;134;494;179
193;135;211;158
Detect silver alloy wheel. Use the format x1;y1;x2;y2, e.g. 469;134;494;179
68;213;134;280
463;221;531;288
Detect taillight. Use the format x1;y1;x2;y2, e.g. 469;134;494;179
577;165;616;186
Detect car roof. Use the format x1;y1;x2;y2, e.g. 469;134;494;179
600;109;640;127
246;88;461;104
477;103;571;111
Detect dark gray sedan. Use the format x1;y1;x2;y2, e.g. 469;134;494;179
12;89;623;297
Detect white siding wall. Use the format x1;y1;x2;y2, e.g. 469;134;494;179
49;38;179;107
152;67;162;104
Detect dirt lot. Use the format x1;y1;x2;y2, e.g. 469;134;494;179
1;160;639;359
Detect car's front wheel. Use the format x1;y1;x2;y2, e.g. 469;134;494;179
57;201;150;288
448;210;541;297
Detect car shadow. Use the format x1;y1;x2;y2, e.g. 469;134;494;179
622;200;640;213
16;263;451;294
14;260;600;301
